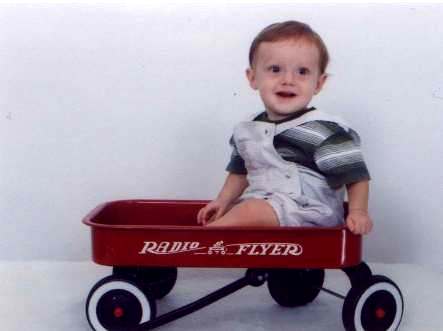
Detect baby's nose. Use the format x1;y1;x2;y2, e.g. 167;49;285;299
282;71;296;85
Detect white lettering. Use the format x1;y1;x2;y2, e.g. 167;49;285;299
170;242;181;253
157;242;169;253
259;244;273;255
139;241;202;255
249;244;261;255
138;241;157;254
270;244;284;255
235;244;251;255
285;244;303;256
230;242;303;256
139;241;302;256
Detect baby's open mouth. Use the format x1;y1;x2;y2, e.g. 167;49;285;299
276;91;296;98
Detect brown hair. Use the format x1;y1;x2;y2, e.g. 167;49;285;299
248;21;329;74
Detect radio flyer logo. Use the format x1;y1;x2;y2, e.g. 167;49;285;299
138;240;303;256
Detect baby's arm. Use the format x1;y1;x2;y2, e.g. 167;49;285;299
197;173;248;225
346;180;373;235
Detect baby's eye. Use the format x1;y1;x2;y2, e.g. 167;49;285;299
298;67;309;75
268;65;281;73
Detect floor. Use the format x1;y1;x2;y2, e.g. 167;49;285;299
0;261;441;330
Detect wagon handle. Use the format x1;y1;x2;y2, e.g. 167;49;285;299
131;269;267;331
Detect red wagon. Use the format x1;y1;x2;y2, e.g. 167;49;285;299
83;199;404;331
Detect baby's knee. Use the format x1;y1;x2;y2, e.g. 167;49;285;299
241;198;279;226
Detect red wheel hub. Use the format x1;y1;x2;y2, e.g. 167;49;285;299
113;307;124;318
375;307;386;319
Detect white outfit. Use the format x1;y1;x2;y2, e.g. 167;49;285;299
233;110;350;227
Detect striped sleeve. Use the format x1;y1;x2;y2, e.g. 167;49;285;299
314;126;371;188
225;135;247;174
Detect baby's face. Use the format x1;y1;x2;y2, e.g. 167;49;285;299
247;38;327;121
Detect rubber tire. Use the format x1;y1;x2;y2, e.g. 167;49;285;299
113;266;178;299
267;268;325;307
342;275;404;331
86;275;156;331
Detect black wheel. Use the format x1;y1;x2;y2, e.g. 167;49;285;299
86;276;156;331
342;275;404;331
267;268;325;307
113;266;178;299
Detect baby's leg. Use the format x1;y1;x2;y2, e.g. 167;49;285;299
207;198;279;227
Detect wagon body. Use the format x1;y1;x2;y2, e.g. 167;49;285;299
83;199;362;269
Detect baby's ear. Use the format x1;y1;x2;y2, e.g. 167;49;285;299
246;68;258;90
314;73;328;94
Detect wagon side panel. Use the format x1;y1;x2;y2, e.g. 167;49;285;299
90;227;361;269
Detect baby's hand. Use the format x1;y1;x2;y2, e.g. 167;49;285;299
197;199;229;225
346;209;373;235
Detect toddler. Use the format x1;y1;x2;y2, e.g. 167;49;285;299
197;21;373;235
